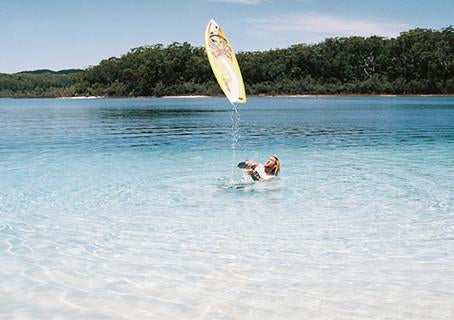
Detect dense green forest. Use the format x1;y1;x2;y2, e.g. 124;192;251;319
0;70;82;98
1;27;453;97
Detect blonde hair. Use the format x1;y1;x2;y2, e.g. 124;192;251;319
270;155;281;176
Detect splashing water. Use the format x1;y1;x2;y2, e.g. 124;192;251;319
230;102;241;182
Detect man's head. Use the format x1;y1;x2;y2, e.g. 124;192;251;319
264;155;281;176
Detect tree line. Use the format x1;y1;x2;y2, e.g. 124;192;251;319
1;27;453;98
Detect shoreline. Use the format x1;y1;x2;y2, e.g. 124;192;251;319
3;93;454;99
160;95;210;99
56;96;105;99
32;93;454;99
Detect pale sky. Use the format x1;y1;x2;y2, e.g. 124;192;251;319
1;0;452;73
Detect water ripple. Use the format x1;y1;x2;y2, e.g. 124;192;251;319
0;97;453;319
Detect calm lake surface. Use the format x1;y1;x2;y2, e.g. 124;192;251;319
1;96;453;320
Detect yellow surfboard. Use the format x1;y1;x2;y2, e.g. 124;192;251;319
205;19;247;105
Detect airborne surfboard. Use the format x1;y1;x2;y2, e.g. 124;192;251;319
205;19;247;105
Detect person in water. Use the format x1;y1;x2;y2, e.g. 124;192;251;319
239;155;281;181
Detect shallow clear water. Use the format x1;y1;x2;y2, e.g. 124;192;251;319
1;96;453;320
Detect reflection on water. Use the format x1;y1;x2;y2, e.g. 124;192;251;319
1;97;453;153
0;97;453;320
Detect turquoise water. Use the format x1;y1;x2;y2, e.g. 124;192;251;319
1;97;453;319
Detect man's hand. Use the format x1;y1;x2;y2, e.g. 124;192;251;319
245;160;254;167
244;160;258;169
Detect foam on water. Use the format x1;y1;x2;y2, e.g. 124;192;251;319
0;97;453;319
